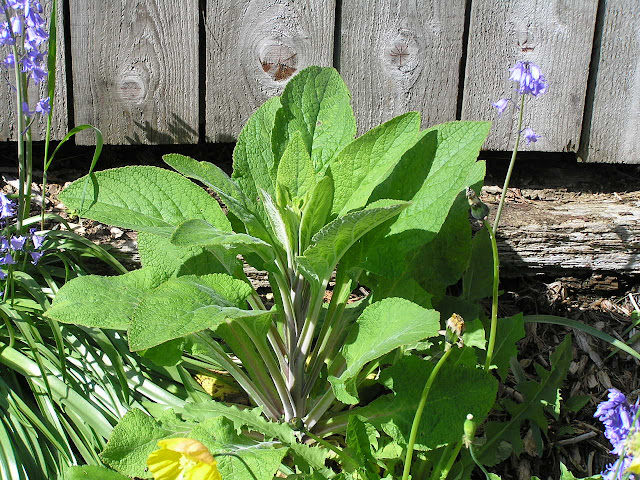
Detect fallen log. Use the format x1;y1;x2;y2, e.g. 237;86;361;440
481;170;640;276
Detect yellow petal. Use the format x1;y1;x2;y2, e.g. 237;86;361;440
147;448;184;480
185;462;222;480
158;438;216;465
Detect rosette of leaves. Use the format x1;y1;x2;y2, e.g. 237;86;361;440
48;66;499;478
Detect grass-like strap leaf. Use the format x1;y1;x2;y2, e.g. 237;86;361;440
525;314;640;361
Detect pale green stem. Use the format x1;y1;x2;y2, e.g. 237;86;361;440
492;94;525;235
239;320;296;420
303;386;336;430
292;280;328;412
402;347;454;480
304;271;353;398
483;219;500;371
193;333;281;420
7;27;25;231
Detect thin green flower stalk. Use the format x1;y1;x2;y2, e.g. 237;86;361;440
402;315;463;480
484;62;548;371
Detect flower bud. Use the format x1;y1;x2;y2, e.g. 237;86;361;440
466;187;489;220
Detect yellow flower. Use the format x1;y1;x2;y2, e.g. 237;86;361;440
147;438;222;480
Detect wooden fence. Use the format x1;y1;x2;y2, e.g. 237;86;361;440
0;0;638;163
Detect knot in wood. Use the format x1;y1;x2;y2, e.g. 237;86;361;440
119;74;147;104
383;31;419;75
259;43;297;82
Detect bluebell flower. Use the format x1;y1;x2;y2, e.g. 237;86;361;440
29;228;45;249
522;127;541;145
3;53;14;68
595;389;640;479
0;22;15;45
0;237;8;251
509;61;548;97
35;96;50;114
10;235;25;251
492;98;509;115
29;250;42;264
0;270;6;280
0;253;16;265
0;192;16;219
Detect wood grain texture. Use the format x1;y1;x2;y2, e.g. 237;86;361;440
579;0;640;163
70;0;198;145
483;188;640;275
0;2;67;141
340;0;466;135
205;0;335;143
462;0;598;152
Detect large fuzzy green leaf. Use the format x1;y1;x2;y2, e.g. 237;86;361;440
185;402;332;476
128;274;265;351
233;96;281;203
356;122;490;279
299;175;334;250
45;266;168;329
59;166;230;234
137;232;235;278
100;409;173;478
328;297;440;404
328;112;421;217
63;466;130;480
171;219;275;264
478;313;526;381
349;355;498;450
276;131;316;203
462;225;495;301
272;66;356;173
297;200;409;283
191;416;287;480
163;153;271;242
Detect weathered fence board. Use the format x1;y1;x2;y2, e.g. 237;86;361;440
579;0;640;164
69;0;199;145
204;0;335;143
461;0;598;153
0;2;67;142
339;0;466;135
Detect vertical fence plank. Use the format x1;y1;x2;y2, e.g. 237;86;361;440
205;0;335;143
0;2;67;142
580;0;640;163
340;1;466;135
70;0;198;145
462;0;598;152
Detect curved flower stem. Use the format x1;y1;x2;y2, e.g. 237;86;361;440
402;347;454;480
483;219;500;371
492;94;525;235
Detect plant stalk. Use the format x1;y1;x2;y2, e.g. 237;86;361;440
492;94;525;235
483;219;500;371
402;347;454;480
